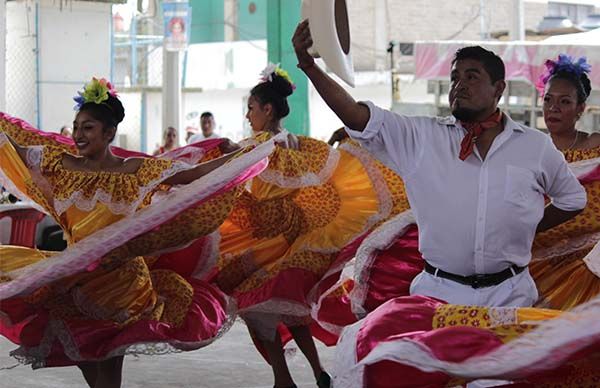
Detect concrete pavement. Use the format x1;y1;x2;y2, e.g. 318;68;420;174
0;320;337;388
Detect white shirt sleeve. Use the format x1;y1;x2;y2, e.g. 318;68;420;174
188;133;204;144
344;101;429;178
540;136;587;211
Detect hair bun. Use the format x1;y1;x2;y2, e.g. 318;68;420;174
581;73;592;99
106;95;125;124
271;74;294;97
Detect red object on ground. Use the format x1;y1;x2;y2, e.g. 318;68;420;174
0;208;46;247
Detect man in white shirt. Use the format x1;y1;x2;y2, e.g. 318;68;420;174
188;111;220;143
292;22;586;308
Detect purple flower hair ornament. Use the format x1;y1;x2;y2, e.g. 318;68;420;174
535;54;591;94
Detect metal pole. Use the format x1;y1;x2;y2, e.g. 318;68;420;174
388;41;400;103
374;0;387;71
388;42;395;71
141;89;147;152
509;0;525;41
0;0;6;112
162;48;181;146
182;50;188;88
434;81;441;115
131;15;137;85
110;5;114;82
530;86;537;129
479;0;488;40
35;2;41;128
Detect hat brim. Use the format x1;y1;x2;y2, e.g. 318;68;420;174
302;0;355;87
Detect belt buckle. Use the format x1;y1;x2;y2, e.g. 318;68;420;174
470;274;487;289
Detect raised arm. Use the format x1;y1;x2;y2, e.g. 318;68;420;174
161;146;243;186
292;20;370;131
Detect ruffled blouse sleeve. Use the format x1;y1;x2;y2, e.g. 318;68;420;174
258;136;340;189
42;152;193;216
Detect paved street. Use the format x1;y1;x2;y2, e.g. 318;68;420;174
0;321;336;388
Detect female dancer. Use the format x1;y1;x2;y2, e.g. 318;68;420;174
213;65;389;388
0;78;272;388
530;54;600;310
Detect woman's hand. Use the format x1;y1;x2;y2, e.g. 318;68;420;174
162;148;244;186
275;133;300;150
327;127;349;146
219;138;241;154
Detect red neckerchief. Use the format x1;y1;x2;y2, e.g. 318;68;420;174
458;110;503;161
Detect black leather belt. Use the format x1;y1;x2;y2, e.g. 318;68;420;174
424;262;526;289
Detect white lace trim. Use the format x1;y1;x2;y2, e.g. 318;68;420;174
25;146;43;168
9;296;239;368
583;240;600;278
339;142;393;226
239;298;311;317
191;231;221;280
349;295;600;381
569;156;600;178
258;131;342;189
0;140;274;299
240;299;311;341
309;275;355;337
350;210;416;316
10;319;68;369
158;146;207;165
291;152;397;256
332;320;362;388
308;254;357;337
532;231;600;262
52;160;194;216
117;295;238;356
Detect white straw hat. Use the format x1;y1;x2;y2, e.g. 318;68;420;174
301;0;355;87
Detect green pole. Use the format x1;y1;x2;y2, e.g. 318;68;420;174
266;0;309;136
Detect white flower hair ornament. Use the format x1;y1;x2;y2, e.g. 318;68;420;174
259;62;296;90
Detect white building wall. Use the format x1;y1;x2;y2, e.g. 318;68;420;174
351;0;548;70
37;0;111;132
6;1;36;123
6;0;111;132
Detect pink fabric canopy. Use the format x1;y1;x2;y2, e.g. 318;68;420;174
414;38;600;89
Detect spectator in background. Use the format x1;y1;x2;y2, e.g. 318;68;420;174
188;111;219;143
59;125;72;137
153;126;178;155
